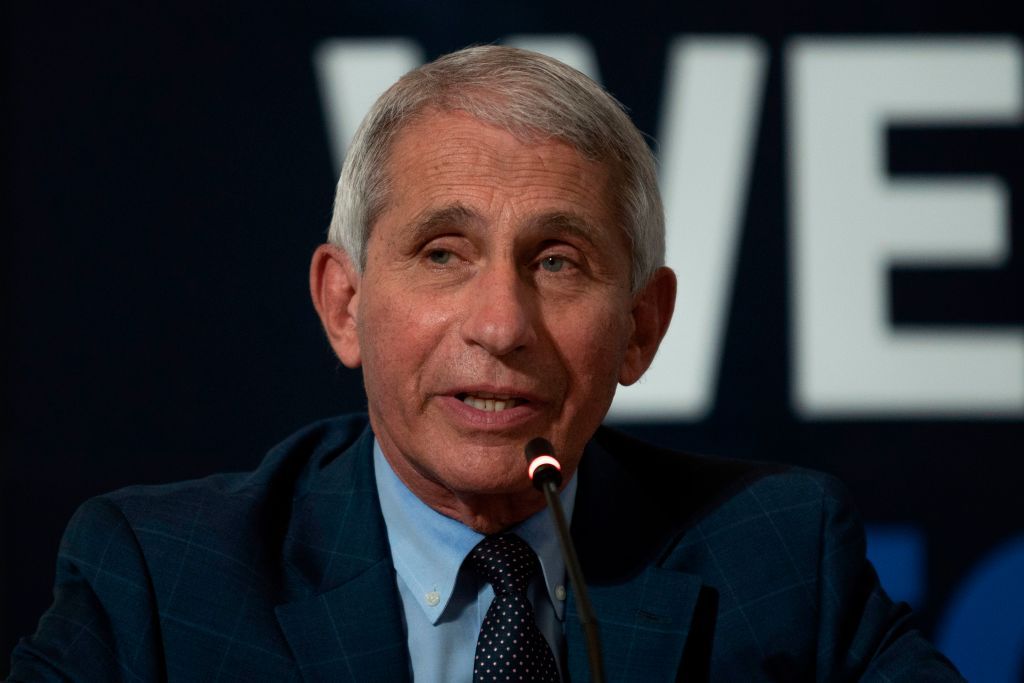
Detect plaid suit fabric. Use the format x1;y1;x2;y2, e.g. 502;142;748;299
568;428;963;682
8;415;962;681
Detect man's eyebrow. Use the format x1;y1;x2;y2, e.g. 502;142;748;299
527;212;600;246
400;206;603;247
404;203;480;243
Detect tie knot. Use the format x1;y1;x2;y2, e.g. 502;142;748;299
469;534;540;595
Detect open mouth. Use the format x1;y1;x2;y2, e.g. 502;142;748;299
456;392;528;412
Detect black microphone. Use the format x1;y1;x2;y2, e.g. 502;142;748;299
524;437;604;683
525;437;563;488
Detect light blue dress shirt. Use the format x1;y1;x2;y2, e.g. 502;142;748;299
373;441;577;681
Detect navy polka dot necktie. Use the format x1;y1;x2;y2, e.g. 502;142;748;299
469;534;560;682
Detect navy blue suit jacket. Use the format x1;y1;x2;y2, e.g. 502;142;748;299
9;415;961;681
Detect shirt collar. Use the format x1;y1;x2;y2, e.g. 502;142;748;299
373;439;577;625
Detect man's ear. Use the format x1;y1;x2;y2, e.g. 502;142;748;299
619;266;677;386
310;244;362;368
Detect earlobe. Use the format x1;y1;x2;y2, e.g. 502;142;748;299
619;267;677;386
310;244;363;368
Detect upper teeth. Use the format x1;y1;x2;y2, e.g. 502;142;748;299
463;394;522;412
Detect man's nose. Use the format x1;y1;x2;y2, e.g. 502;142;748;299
460;263;538;356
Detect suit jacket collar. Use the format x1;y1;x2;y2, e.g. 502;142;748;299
274;421;411;682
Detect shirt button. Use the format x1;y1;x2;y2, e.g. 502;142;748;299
425;591;441;606
555;585;567;601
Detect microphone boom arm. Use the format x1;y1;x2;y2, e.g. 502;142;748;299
525;438;605;683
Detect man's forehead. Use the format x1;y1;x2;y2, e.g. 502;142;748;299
381;112;615;213
387;108;603;175
397;104;585;152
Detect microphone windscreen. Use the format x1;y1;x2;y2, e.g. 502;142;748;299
524;437;556;464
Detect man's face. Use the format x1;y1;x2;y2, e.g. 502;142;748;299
348;110;643;510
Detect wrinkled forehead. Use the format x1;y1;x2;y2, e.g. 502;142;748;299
374;106;630;242
377;110;629;247
389;98;610;163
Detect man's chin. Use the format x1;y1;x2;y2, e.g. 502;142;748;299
442;471;539;500
443;481;549;533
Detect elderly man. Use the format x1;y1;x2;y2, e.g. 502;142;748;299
10;46;960;681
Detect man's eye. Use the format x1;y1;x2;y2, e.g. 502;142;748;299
540;256;566;272
428;250;452;265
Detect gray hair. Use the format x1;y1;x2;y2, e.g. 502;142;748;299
327;44;664;293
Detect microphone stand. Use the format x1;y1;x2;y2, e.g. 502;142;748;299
526;438;605;683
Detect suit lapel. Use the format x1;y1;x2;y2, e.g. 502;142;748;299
274;424;411;682
564;565;703;682
565;431;708;681
275;561;409;682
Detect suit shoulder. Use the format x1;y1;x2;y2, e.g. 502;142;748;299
593;424;843;502
98;413;372;522
576;425;855;586
67;414;372;587
11;418;371;683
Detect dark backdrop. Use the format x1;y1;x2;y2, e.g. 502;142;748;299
4;1;1022;680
